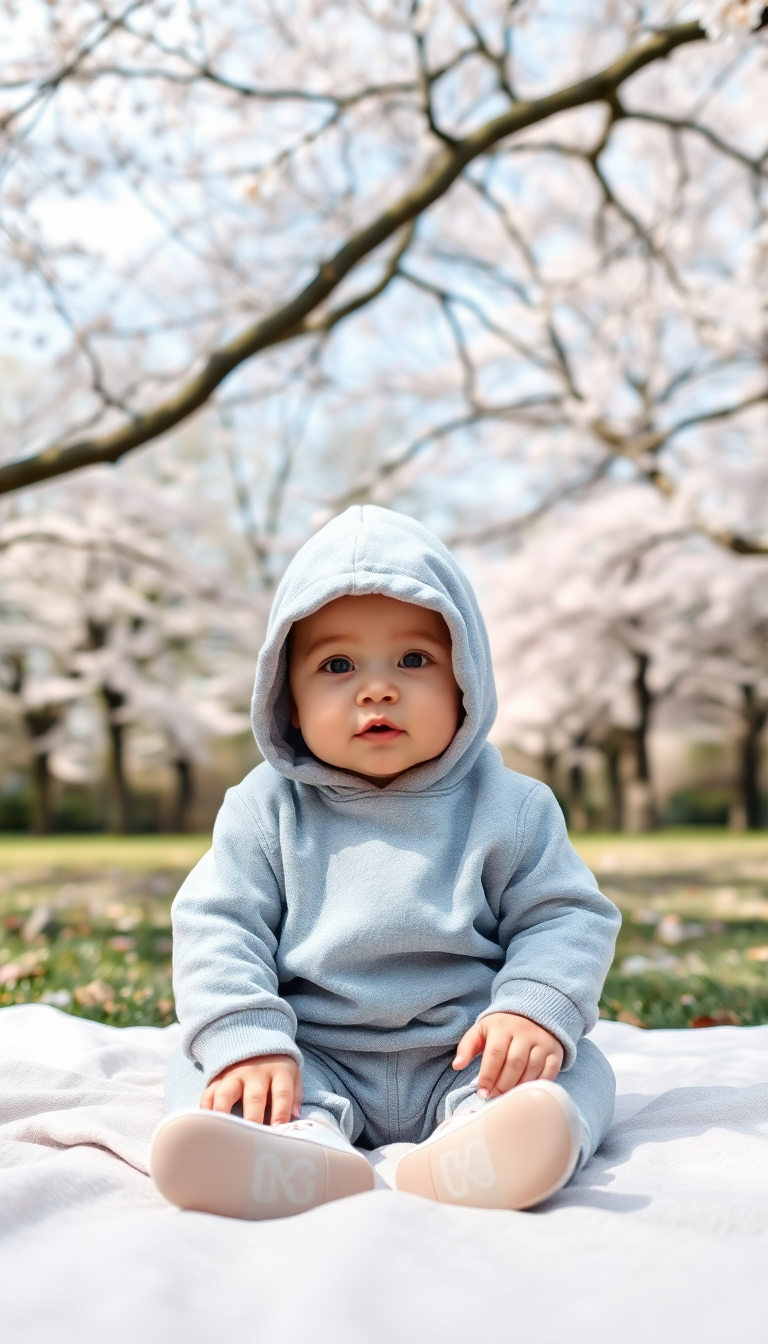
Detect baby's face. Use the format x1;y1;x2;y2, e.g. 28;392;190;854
288;594;461;784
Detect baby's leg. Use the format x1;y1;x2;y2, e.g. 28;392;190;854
162;1043;353;1135
297;1047;359;1140
443;1034;615;1170
154;1045;372;1219
542;1036;616;1169
396;1037;615;1209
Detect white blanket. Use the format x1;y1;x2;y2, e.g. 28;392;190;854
1;1004;766;1342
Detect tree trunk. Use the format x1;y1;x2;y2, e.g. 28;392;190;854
631;652;653;785
567;737;588;832
172;758;194;834
601;729;624;833
740;685;767;831
24;706;60;835
29;751;53;835
541;747;557;793
624;652;657;831
6;659;58;835
103;688;131;834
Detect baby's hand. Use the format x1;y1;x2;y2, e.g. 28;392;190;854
452;1012;563;1099
200;1054;302;1125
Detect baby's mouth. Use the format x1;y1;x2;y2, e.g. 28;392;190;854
356;720;404;741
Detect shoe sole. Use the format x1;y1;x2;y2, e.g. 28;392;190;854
150;1111;374;1220
395;1083;580;1210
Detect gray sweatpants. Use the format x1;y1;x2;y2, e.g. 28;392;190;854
165;1035;615;1170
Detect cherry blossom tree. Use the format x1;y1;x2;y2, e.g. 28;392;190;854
0;0;765;576
480;478;768;829
0;613;77;833
670;551;768;826
0;469;261;831
1;0;767;835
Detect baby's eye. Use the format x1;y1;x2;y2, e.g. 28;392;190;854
323;657;354;674
400;652;429;669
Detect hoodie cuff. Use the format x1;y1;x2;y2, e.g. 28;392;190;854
191;1009;302;1085
477;980;586;1070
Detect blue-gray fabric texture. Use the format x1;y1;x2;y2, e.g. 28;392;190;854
170;504;621;1146
165;1036;615;1166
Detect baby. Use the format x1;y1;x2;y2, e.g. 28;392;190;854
151;506;620;1218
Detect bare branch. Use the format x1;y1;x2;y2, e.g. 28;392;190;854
0;1;150;135
305;222;415;332
328;393;564;512
696;525;768;557
445;459;615;547
592;384;768;462
449;0;516;101
68;63;418;108
626;109;768;176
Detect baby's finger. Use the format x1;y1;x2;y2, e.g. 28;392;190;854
540;1050;563;1081
269;1069;297;1125
200;1084;215;1110
516;1045;549;1086
486;1039;529;1096
242;1076;270;1124
211;1073;245;1114
476;1028;514;1097
292;1072;304;1119
200;1080;221;1111
453;1023;484;1070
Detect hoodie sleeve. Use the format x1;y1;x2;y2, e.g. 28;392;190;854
477;782;621;1069
171;787;300;1085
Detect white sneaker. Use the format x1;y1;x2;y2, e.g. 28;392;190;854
150;1111;374;1220
395;1081;581;1210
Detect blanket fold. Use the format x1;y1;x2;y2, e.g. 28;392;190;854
1;1005;767;1344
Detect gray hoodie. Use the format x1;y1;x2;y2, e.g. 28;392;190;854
172;506;620;1085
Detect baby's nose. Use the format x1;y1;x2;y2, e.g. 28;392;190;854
357;678;398;704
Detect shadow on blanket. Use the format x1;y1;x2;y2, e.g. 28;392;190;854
554;1080;768;1233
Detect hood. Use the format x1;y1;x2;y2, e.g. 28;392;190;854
251;505;497;795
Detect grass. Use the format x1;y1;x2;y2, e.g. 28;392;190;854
0;834;209;870
0;835;208;1027
1;830;767;1030
579;833;768;1028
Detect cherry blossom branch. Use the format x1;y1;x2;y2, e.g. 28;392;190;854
592;386;768;555
445;460;616;547
0;19;716;498
591;385;768;464
328;395;562;513
0;1;150;136
625;110;768;176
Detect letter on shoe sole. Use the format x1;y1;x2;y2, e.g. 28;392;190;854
150;1111;374;1220
395;1085;579;1210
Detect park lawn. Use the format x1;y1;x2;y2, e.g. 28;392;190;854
0;830;767;1029
581;832;768;1028
0;835;209;1028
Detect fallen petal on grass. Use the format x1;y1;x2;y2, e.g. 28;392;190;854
690;1010;741;1028
107;936;135;952
41;989;73;1007
0;837;766;1032
73;980;115;1008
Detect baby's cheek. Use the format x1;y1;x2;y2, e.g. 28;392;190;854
413;686;459;752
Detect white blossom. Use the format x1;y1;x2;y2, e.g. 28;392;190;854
696;1;764;40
